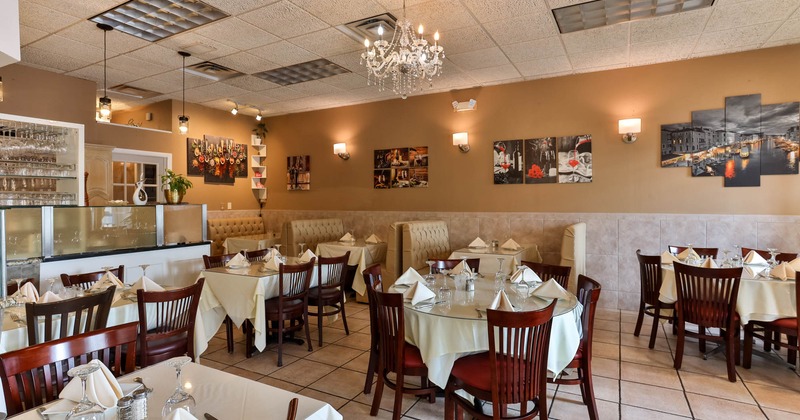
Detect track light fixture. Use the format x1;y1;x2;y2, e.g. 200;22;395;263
256;110;263;121
230;101;239;115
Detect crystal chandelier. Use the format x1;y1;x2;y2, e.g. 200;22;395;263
361;1;444;99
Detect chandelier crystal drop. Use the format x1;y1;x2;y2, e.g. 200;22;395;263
361;2;444;99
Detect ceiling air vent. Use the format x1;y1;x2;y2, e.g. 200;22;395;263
338;13;398;44
552;0;715;34
253;59;351;86
185;61;244;82
108;84;162;99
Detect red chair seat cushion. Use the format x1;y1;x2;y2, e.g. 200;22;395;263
772;317;798;329
404;345;425;369
450;352;492;390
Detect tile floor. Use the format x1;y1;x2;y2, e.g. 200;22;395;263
198;301;800;419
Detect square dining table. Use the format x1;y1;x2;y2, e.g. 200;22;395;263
449;244;539;275
315;240;387;297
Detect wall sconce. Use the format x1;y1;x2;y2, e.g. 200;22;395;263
452;99;477;112
333;143;350;160
619;118;641;144
453;132;470;153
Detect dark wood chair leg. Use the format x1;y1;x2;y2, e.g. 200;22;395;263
649;301;661;349
277;317;284;367
581;364;599;420
317;302;324;347
304;311;313;352
340;295;349;336
698;324;706;353
370;371;385;416
244;320;255;358
364;344;377;394
743;323;754;369
392;372;404;420
633;302;645;337
726;331;737;382
788;334;797;365
674;323;685;370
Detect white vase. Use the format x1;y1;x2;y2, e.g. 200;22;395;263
132;180;148;205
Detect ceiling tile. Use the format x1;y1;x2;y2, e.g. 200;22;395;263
128;44;201;67
222;75;280;92
182;83;250;103
570;46;629;70
194;18;281;51
57;21;151;55
249;41;319;66
239;1;329;39
289;28;364;57
20;47;86;73
18;2;80;33
466;64;522;84
199;98;235;112
291;0;386;26
501;37;566;63
65;64;140;88
106;55;172;79
462;0;546;23
767;18;800;42
328;50;370;74
321;73;370;90
200;0;280;15
29;35;104;66
258;87;312;102
690;43;762;59
629;8;712;45
288;80;345;96
482;12;560;45
562;23;629;55
705;0;800;32
28;0;118;19
157;32;240;61
629;36;698;66
122;78;182;96
694;22;782;53
762;37;800;48
399;0;478;32
214;52;280;75
448;47;510;70
149;70;216;90
19;25;48;47
437;26;496;55
547;0;590;7
515;55;572;78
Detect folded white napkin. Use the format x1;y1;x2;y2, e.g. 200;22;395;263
366;234;381;244
501;238;521;250
13;282;39;303
340;232;354;242
165;408;198;420
298;249;316;263
488;290;515;312
226;253;250;268
677;248;701;261
789;257;800;272
743;265;763;278
770;262;796;281
395;267;426;286
60;360;123;409
532;278;571;301
510;266;542;284
469;237;487;248
700;258;719;268
89;271;124;292
661;251;680;265
38;291;63;303
131;276;165;292
743;250;768;265
403;281;436;305
265;256;282;271
450;260;473;275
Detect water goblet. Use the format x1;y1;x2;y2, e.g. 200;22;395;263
513;282;529;306
732;245;742;267
297;243;306;258
767;248;779;267
494;258;506;293
65;362;105;420
721;249;731;268
161;356;196;417
425;260;436;288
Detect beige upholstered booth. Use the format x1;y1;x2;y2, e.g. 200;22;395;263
383;221;450;289
207;217;266;256
559;222;586;293
282;218;345;256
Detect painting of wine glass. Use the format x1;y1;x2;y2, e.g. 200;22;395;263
493;139;524;184
557;135;592;183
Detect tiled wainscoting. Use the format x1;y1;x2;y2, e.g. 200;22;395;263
251;210;800;311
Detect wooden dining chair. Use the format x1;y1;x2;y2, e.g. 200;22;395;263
266;259;315;367
60;265;124;289
0;322;138;415
308;252;350;346
549;275;602;420
429;258;480;274
673;262;742;382
136;279;204;367
445;300;558;420
203;253;239;353
743;271;800;368
362;263;383;395
25;286;116;345
741;247;797;263
286;397;299;420
6;278;38;296
521;260;571;289
245;248;273;262
668;246;718;259
634;250;676;349
371;289;436;420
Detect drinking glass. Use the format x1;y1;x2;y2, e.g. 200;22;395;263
438;277;452;309
13;278;23;298
513;282;529;306
162;356;195;417
721;249;731;268
767;248;779;267
65;362;105;420
731;245;742;267
297;243;306;258
494;258;506;293
425;260;436;288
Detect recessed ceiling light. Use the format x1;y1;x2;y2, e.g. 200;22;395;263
90;0;229;42
552;0;715;34
253;59;351;86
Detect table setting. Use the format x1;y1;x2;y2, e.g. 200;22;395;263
315;233;387;297
449;237;539;275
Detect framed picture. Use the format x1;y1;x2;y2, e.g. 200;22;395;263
287;155;310;190
493;139;524;184
374;146;428;189
192;135;248;185
524;137;557;184
557;135;592;183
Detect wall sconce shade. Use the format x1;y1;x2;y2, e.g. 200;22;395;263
453;132;470;153
334;142;350;160
618;118;641;144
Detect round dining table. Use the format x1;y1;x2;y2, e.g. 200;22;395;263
391;276;583;388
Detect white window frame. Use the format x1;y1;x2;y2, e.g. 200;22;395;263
111;148;172;203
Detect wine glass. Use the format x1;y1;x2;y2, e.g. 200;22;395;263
162;356;195;417
65;362;105;420
273;244;282;255
13;278;23;299
297;243;306;258
721;249;731;268
425;260;436;288
767;248;779;267
731;245;742;267
494;258;506;293
513;282;529;306
139;264;150;279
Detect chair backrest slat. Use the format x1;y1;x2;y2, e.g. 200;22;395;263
374;290;404;373
673;263;742;329
279;259;315;299
521;261;571;289
430;258;480;274
60;266;124;290
318;252;350;289
25;286;116;345
636;250;663;306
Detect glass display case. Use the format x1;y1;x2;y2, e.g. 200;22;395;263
0;113;84;206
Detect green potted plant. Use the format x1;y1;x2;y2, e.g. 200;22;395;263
161;169;193;204
252;121;268;144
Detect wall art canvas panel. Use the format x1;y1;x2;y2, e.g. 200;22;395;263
409;146;428;167
724;94;761;187
186;138;204;176
200;135;248;185
760;102;800;175
374;169;390;189
374;147;428;189
409;168;428;188
523;137;558;184
287;155;310;191
689;109;726;177
557;135;592;183
493;139;524;184
660;123;692;167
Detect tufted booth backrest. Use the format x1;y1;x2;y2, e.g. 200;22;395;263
559;222;586;294
207;217;266;256
402;221;450;275
282;218;345;256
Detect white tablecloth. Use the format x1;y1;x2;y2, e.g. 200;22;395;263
659;263;797;325
12;360;342;420
393;276;582;388
449;245;539;275
223;234;281;255
199;261;321;353
316;240;387;296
